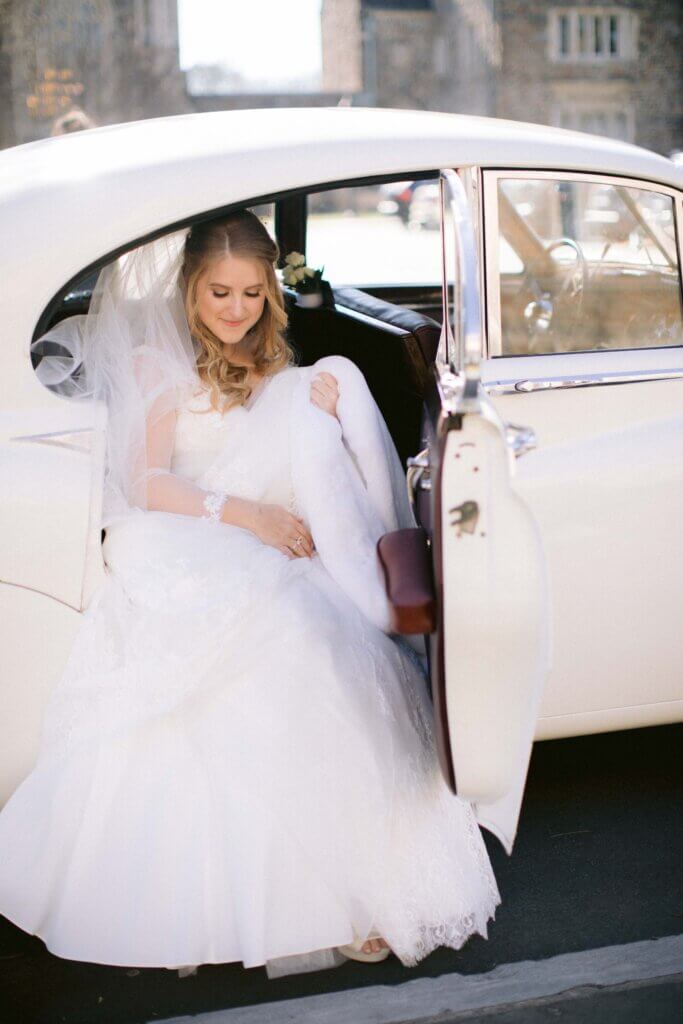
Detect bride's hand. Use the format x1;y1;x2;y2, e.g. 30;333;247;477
247;502;314;559
310;372;339;419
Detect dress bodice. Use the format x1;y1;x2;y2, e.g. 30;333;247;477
170;366;301;509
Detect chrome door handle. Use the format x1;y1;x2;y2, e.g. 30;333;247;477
487;369;683;394
515;378;592;392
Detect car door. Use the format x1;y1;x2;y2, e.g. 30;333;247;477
410;169;552;854
481;170;683;737
0;314;107;614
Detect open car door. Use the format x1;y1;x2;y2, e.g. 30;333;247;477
410;170;551;853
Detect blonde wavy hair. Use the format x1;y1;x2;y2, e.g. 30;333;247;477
181;210;294;411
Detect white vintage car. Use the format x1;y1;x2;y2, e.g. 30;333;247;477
1;108;682;846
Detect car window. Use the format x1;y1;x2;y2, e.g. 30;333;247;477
33;202;276;396
305;178;442;287
250;202;275;236
492;176;683;355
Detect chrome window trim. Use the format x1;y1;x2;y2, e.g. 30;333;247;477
482;168;683;360
468;165;487;372
0;578;81;613
485;368;683;395
10;427;94;453
439;168;483;386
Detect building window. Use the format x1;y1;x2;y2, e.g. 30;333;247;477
555;101;635;143
550;8;638;62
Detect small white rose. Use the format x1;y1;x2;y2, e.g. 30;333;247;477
294;266;307;281
285;251;306;267
282;267;297;286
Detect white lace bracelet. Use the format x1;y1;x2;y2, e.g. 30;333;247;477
202;490;229;523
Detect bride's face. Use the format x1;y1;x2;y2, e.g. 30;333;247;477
196;254;267;347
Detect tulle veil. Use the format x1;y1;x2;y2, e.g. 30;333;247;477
33;229;202;526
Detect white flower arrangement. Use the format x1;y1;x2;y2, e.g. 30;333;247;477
281;251;324;295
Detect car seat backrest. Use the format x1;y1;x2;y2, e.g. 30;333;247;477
334;288;441;368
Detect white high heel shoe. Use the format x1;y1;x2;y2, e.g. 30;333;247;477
338;933;391;963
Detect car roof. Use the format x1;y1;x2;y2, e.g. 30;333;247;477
3;106;680;199
1;107;681;328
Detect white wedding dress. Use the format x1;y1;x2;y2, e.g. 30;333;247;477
0;356;500;977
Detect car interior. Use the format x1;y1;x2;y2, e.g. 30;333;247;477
33;177;447;472
495;181;683;355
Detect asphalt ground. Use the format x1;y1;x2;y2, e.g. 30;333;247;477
1;722;681;1024
432;975;683;1023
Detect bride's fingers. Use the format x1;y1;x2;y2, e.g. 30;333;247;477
291;517;313;544
299;535;314;557
310;387;336;414
288;532;313;557
278;545;295;560
310;383;332;403
311;381;337;400
313;374;335;389
314;371;338;390
294;532;315;557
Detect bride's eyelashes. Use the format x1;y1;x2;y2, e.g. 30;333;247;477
211;289;262;299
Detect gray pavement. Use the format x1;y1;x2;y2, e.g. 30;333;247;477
432;976;683;1023
151;935;683;1023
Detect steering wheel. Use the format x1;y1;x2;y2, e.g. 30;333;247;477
546;235;587;291
545;237;588;340
523;237;588;352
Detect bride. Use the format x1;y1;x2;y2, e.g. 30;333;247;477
0;209;500;978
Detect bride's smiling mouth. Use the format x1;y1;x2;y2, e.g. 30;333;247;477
220;318;248;327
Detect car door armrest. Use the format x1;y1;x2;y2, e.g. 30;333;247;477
377;527;436;635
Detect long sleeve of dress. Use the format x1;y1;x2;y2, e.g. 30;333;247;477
141;392;220;518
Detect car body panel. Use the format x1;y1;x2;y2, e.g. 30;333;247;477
0;586;80;805
485;380;683;725
1;402;106;609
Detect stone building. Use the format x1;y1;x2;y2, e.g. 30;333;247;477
493;0;682;156
0;0;189;149
321;0;683;155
